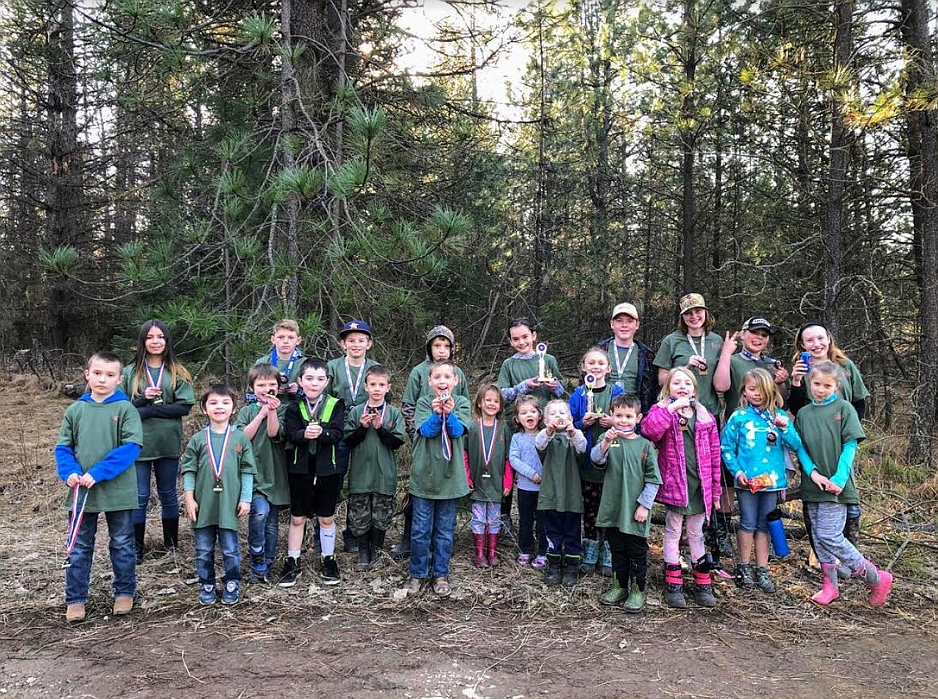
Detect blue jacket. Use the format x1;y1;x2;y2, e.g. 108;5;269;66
720;405;807;491
595;337;658;413
569;383;624;471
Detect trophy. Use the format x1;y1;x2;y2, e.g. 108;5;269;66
536;343;551;382
584;373;596;415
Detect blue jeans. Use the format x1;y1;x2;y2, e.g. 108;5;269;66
65;509;136;604
193;526;241;585
410;496;458;579
249;496;279;570
133;458;180;524
736;488;778;533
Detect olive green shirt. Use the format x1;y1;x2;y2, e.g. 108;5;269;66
57;397;144;513
497;353;563;416
253;351;306;385
410;395;472;500
536;433;584;514
235;404;290;506
344;403;407;496
120;365;195;460
580;384;616;484
403;359;470;404
607;343;640;393
465;419;512;503
595;437;661;536
795;398;864;505
653;331;724;416
181;428;257;530
327;357;376;410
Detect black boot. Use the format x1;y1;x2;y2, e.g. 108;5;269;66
391;508;413;561
134;523;146;564
562;555;580;587
343;525;358;553
371;528;387;568
707;512;735;564
355;533;372;571
544;554;562;586
161;517;179;554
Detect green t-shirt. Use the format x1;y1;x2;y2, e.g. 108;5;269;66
465;418;512;503
667;414;705;515
57;397;144;513
181;428;257;530
580;384;616;484
838;358;870;404
402;359;470;405
607;343;640;394
795;398;864;505
410;395;471;500
120;365;195;460
253;351;306;385
595;437;661;536
327;357;376;410
497;353;562;413
234;404;290;506
536;434;584;514
344;403;406;496
653;331;724;416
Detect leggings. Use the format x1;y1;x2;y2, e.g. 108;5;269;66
581;480;603;540
663;510;706;564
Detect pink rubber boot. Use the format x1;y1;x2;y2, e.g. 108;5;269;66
811;563;840;605
868;569;893;607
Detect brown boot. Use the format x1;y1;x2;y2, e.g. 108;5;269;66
112;596;134;615
66;604;86;623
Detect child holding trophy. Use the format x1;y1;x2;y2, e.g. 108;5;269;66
569;348;622;575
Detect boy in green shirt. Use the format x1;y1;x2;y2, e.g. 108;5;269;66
181;385;257;606
253;319;306;399
236;364;291;583
343;365;406;570
56;352;144;623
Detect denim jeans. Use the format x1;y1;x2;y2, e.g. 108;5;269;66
410;496;458;579
193;526;241;584
736;488;778;533
249;495;279;570
65;509;136;604
133;458;180;524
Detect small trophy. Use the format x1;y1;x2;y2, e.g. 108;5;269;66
536;343;550;382
584;373;596;415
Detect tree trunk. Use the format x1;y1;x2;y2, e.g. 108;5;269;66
680;0;698;294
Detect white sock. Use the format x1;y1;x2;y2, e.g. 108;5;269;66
320;524;336;558
287;550;301;559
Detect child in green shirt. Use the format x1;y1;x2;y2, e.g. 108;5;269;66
57;352;144;623
253;318;306;398
181;385;257;606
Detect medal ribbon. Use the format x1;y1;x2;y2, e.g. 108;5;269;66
441;408;452;462
686;333;706;359
64;485;89;555
206;426;232;482
479;419;497;469
612;344;635;379
344;359;365;406
753;407;779;439
304;395;324;422
146;363;165;390
270;347;300;376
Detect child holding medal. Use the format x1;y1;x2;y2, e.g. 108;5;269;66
464;383;513;567
641;367;722;608
343;365;406;571
720;369;808;592
569;347;622;575
181;385;257;606
121;320;195;562
591;394;661;612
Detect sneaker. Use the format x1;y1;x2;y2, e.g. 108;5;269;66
199;584;217;606
221;580;240;605
320;555;341;586
516;553;531;566
246;566;268;584
531;555;548;569
754;566;776;593
736;563;755;589
66;603;86;623
277;557;302;588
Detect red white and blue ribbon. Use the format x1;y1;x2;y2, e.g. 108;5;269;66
479;419;497;469
64;485;89;557
441;409;452;461
206;425;232;483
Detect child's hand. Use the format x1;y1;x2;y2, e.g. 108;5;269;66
305;423;323;440
78;473;96;488
774;366;790;385
634;505;649;523
599;414;615;428
736;472;750;487
774;414;789;429
687;355;707;371
713;500;721;511
502;487;511;497
545;422;556;436
825;481;843;495
603;428;618;445
184;493;198;522
144;386;162;400
431;397;443;415
265;394;281;411
66;473;80;488
791;360;808;386
810;471;834;492
544;377;560;390
372;413;384;429
531;473;542;484
442;397;455;414
565;423;576;438
582;413;598;426
525;378;541;389
287;382;299;394
722;331;740;355
668;397;692;412
237;501;250;518
360;412;373;427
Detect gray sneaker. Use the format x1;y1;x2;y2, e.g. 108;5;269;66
754;566;776;593
736;563;755;589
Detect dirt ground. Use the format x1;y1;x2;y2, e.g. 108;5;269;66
1;374;937;699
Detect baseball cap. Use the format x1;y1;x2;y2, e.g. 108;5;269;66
742;316;773;334
679;293;707;315
339;319;372;339
610;302;639;320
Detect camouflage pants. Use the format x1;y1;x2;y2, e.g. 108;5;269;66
348;493;395;536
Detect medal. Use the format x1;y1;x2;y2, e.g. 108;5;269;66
687;333;707;374
754;407;779;445
206;426;232;495
479;419;497;477
147;363;165;405
344;358;365;407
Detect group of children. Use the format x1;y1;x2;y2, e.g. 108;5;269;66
55;294;893;622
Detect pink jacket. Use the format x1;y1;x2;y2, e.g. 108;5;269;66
640;402;722;517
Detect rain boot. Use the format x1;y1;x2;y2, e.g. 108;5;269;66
693;563;717;607
355;532;373;571
812;562;840;605
134;522;146;564
486;532;500;567
371;527;387;568
161;517;179;555
562;555;580;587
391;508;412;561
579;539;598;574
600;538;613;577
473;533;489;568
599;575;626;606
664;563;686;608
544;554;562;586
624;583;646;613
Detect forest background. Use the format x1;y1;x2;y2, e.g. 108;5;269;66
1;0;937;471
